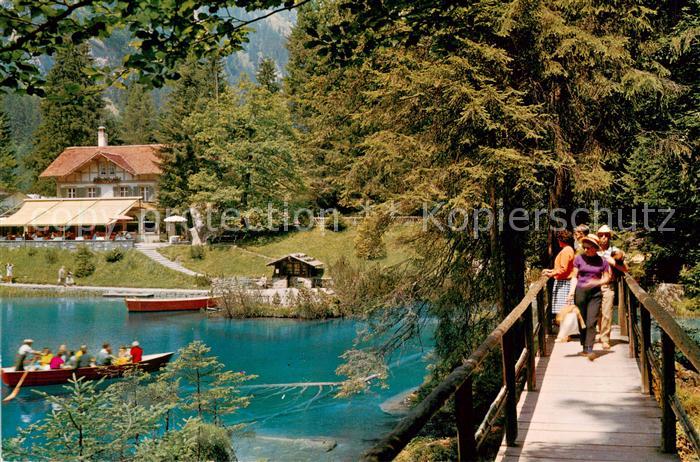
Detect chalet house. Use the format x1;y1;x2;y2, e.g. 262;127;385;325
41;127;161;203
0;128;165;245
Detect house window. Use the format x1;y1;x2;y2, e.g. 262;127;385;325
88;187;97;198
99;162;107;176
109;164;115;175
140;186;151;202
120;186;129;197
67;188;76;198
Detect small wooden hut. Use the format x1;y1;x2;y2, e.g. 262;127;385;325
267;253;324;288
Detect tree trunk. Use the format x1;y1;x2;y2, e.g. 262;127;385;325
189;205;211;246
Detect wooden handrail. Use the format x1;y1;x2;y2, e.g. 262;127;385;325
361;276;549;461
624;275;700;371
622;274;700;457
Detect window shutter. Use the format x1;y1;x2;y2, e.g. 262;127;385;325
113;186;119;197
76;188;87;198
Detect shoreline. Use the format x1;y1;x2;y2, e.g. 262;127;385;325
0;283;348;320
0;282;209;298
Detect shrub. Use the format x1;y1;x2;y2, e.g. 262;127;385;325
194;274;211;288
189;245;205;260
289;287;338;319
44;248;59;264
680;263;700;297
74;245;96;278
104;248;124;263
324;211;348;232
354;213;391;260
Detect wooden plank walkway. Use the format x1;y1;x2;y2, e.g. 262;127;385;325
496;326;679;461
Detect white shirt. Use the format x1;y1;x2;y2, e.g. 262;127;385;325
18;344;33;356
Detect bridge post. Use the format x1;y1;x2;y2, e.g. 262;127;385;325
525;302;536;391
628;286;638;359
536;289;547;358
618;279;628;337
454;377;477;461
640;306;653;395
501;330;518;446
661;331;677;453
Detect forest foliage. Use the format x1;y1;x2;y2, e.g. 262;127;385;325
0;0;698;455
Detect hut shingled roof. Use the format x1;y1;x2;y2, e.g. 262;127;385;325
266;253;324;269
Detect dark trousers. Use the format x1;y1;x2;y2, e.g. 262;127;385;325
575;285;602;348
14;354;26;371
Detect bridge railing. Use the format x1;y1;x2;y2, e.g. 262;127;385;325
361;276;550;461
622;274;700;457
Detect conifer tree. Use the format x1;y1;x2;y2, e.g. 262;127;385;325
157;56;226;209
183;80;300;240
25;43;104;195
119;82;157;145
256;57;281;93
291;0;691;386
0;109;17;190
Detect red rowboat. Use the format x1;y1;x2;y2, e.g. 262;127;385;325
1;352;174;387
125;297;218;312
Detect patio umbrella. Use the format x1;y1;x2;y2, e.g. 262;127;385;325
164;215;188;223
112;215;134;221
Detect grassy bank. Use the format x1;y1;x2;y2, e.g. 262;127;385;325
0;247;199;289
159;224;415;277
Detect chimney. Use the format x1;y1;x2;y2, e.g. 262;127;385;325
97;126;108;147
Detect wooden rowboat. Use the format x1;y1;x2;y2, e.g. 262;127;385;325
125;297;218;312
1;352;174;387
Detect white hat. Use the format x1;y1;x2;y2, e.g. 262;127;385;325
23;338;33;344
131;341;140;347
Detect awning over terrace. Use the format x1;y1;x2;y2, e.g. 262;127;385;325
0;197;141;227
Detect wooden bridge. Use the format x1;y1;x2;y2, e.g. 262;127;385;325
495;326;677;461
362;275;700;461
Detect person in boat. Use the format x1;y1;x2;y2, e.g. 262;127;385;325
27;352;43;371
56;344;69;362
96;343;114;366
39;348;53;369
66;351;78;369
113;346;131;365
130;341;143;363
49;353;65;369
76;345;92;368
15;339;39;371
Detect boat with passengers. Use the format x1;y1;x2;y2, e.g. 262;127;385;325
1;352;174;387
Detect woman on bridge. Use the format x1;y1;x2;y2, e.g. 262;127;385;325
566;234;611;360
543;230;575;316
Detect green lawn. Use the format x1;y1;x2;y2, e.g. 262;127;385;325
158;224;416;277
0;247;199;289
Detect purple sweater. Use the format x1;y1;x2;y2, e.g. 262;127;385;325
574;254;609;287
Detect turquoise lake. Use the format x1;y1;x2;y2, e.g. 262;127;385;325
1;297;433;460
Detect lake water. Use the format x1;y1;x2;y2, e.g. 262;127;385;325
1;297;433;460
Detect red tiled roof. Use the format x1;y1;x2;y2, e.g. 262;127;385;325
40;145;163;178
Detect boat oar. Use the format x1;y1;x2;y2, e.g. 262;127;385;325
3;370;29;403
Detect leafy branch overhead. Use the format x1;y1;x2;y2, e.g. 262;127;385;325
0;0;309;94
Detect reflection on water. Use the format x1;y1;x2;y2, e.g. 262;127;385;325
1;297;433;460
